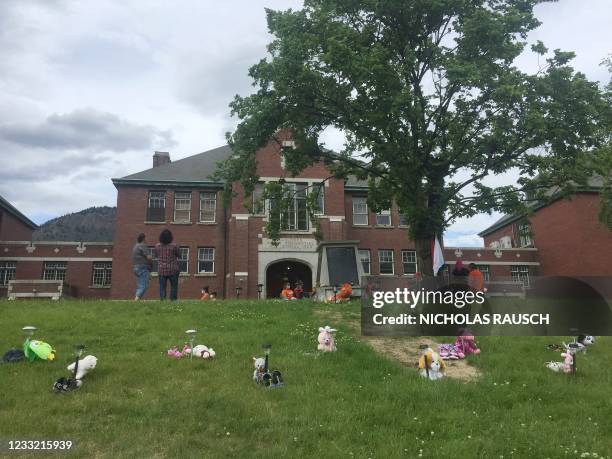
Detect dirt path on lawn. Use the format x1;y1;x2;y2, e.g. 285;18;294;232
315;309;481;382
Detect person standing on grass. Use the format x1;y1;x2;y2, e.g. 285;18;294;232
132;232;152;301
155;229;180;301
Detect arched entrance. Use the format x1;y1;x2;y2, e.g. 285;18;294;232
266;260;312;299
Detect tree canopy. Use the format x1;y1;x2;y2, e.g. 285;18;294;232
218;0;610;275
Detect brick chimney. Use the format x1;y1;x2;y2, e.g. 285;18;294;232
153;151;171;168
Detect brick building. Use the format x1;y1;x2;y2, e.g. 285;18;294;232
108;133;546;300
2;137;609;300
0;195;114;299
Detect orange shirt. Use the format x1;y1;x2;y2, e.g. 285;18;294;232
281;288;294;300
468;270;485;291
200;292;210;300
337;283;352;299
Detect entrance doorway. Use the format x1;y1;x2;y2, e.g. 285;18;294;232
266;260;312;299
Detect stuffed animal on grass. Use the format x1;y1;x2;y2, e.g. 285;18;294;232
167;346;185;359
546;344;577;374
23;339;55;362
252;356;284;387
454;334;480;358
576;335;595;353
66;355;97;380
418;346;446;380
185;345;216;359
317;326;337;352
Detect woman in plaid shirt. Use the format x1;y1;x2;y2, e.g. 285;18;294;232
155;229;180;300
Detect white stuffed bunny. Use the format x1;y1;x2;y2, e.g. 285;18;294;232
186;345;216;359
66;355;97;380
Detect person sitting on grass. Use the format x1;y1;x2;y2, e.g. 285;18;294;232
200;286;210;300
281;283;296;300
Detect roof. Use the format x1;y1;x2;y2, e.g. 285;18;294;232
0;195;38;230
112;145;233;187
113;144;370;189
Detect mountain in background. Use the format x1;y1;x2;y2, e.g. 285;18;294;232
33;206;116;242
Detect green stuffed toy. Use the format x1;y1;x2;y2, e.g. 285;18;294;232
23;338;56;362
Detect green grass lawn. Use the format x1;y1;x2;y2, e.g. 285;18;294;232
0;299;610;458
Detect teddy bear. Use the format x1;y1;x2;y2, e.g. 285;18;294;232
317;326;337;352
454;334;480;358
546;343;578;374
575;335;595;353
66;355;97;380
184;344;216;359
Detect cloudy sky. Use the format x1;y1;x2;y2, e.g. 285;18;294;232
1;0;609;246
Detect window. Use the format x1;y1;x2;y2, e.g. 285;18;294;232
252;183;265;215
352;197;368;225
147;191;166;222
378;250;394;275
178;247;189;274
511;265;530;287
0;261;16;286
358;249;371;275
147;247;158;272
518;222;532;247
477;265;490;282
401;250;417;274
199;192;217;222
399;213;409;227
376;209;391;226
173;192;192;223
281;183;308;231
91;262;112;287
197;248;215;273
42;262;67;281
311;183;325;215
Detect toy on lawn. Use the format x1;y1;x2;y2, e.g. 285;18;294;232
546;343;579;374
53;344;97;393
418;344;445;380
327;283;353;303
439;332;481;360
22;326;56;362
253;344;284;388
575;335;595;353
167;345;189;359
184;344;216;359
317;326;337;352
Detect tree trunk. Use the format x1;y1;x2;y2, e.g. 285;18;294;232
415;236;434;277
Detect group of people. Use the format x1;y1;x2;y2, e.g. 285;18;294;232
280;281;305;300
132;229;181;301
451;259;486;292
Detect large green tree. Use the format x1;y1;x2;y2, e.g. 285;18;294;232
219;0;609;276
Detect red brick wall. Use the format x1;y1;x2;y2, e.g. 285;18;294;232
0;210;34;241
528;193;612;276
482;223;516;248
0;242;113;299
110;186;227;299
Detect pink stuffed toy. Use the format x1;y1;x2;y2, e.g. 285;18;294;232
454;335;480;358
317;326;337;352
167;346;183;359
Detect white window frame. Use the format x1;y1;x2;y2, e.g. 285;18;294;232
376;209;392;226
352;197;368;226
311;183;325;216
147;246;158;272
197;247;215;274
91;262;112;287
280;183;309;232
401;250;417;274
42;261;67;281
252;183;265;216
147;191;166;222
173;191;192;223
511;265;530;287
477;265;490;282
178;247;189;274
199;192;217;223
518;222;532;247
378;250;394;275
0;261;17;286
358;249;371;275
